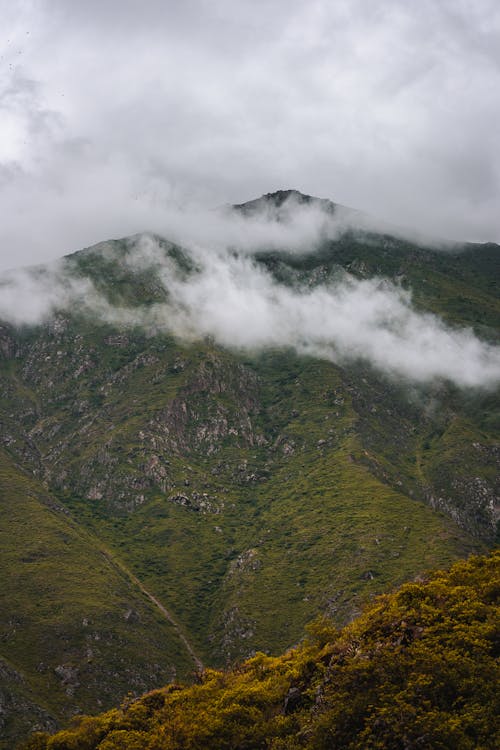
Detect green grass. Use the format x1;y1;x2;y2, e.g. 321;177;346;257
21;551;500;750
0;220;498;745
0;450;196;749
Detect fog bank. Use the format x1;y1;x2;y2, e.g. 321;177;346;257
0;219;498;389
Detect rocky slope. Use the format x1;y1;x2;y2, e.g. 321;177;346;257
20;551;500;750
0;190;498;746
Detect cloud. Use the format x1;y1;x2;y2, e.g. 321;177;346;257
0;211;498;390
152;238;500;389
0;264;94;326
1;0;500;270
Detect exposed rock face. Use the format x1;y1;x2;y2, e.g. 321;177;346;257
149;358;263;455
0;656;57;745
54;664;80;697
0;201;498;747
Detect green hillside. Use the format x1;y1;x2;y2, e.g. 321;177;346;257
0;448;199;748
20;550;500;750
0;191;498;746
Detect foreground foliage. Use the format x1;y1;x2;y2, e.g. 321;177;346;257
21;551;500;750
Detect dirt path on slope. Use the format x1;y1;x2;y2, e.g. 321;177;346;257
101;550;204;672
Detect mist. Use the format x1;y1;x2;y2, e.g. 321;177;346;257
0;198;498;390
2;0;500;271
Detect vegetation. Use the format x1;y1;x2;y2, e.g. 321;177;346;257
20;551;500;749
0;193;498;745
0;448;195;748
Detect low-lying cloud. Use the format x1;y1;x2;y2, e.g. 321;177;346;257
163;253;500;389
108;191;454;259
2;0;500;272
0;208;498;390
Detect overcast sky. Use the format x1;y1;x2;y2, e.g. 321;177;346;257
1;0;500;269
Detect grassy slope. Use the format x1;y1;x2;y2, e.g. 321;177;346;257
33;341;480;667
0;218;498;743
20;550;500;750
0;449;197;749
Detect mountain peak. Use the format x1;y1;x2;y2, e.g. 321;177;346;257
261;188;312;205
232;188;337;215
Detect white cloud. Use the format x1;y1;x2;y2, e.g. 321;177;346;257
158;243;500;389
0;214;498;390
0;0;500;270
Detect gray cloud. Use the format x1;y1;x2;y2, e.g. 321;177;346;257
0;0;500;270
0;207;499;389
0;264;93;325
160;245;500;389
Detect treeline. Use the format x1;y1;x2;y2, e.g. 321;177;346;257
21;551;499;750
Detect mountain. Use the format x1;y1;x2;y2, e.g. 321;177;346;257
0;190;498;747
20;551;500;750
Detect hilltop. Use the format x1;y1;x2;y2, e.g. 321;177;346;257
0;190;498;746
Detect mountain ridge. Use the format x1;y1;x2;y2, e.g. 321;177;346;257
0;190;498;747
